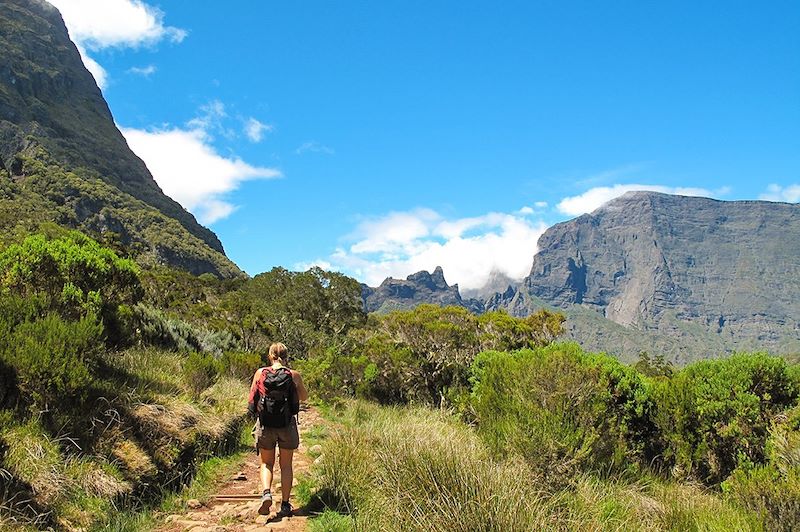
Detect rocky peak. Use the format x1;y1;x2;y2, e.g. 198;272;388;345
363;267;483;314
504;192;800;356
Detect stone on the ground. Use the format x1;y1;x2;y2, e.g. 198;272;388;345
187;498;203;509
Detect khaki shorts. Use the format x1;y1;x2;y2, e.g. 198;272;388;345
254;419;299;451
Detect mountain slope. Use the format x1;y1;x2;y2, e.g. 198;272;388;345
0;0;241;276
362;266;484;314
491;191;800;360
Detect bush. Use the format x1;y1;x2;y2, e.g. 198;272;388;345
469;343;653;480
0;231;142;319
0;313;103;411
183;352;221;396
723;405;800;530
651;353;798;484
723;465;800;531
220;351;263;381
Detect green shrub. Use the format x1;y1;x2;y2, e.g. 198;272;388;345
0;231;142;344
651;353;798;484
0;231;142;313
723;405;800;530
469;343;653;480
183;352;221;396
219;351;263;381
0;313;103;410
723;465;800;531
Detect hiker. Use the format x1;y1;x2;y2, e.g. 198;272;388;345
247;342;308;516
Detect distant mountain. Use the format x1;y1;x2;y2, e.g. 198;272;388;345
489;191;800;361
460;269;518;300
0;0;241;277
362;266;484;314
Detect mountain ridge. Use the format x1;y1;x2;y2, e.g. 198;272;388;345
365;192;800;362
0;0;241;277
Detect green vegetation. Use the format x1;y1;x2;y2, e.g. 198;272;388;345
470;344;653;481
1;228;799;531
312;402;760;531
0;149;241;277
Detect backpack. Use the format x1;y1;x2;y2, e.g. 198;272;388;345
257;367;299;428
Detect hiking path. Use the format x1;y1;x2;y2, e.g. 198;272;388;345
156;407;324;532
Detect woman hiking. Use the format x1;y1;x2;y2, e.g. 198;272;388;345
247;342;309;516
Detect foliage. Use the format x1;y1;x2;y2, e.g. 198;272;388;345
368;305;565;406
220;266;365;355
723;405;800;530
634;350;675;378
219;351;263;381
183;352;222;396
469;343;653;480
315;402;554;531
0;231;142;342
0;312;103;411
6;151;242;278
314;401;760;531
650;353;798;484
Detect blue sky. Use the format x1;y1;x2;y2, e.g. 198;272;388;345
50;0;799;289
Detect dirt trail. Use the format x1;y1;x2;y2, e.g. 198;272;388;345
157;408;323;532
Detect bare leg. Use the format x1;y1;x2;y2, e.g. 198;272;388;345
259;447;276;493
278;448;294;503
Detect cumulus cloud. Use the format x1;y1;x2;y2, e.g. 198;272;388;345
127;64;157;77
557;184;722;216
48;0;186;89
121;126;280;224
760;184;800;203
244;118;273;143
49;0;186;49
295;141;335;155
313;208;547;290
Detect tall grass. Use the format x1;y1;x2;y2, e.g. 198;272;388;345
314;402;761;531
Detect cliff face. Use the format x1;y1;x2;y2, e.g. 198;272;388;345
363;266;484;314
0;0;241;276
493;191;800;358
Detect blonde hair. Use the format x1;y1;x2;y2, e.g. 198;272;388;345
268;342;288;363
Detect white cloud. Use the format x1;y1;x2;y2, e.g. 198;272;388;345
517;201;548;216
557;184;721;216
293;259;333;272
760;184;800;203
295;141;335;155
128;64;157;77
49;0;186;49
244;118;272;143
121;125;280;224
48;0;186;89
187;100;227;131
316;209;548;290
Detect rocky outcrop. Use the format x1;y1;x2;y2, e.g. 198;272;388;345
461;269;518;300
0;0;241;276
491;191;800;359
363;266;484;314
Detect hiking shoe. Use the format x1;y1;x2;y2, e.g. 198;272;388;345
279;500;293;516
257;490;272;515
